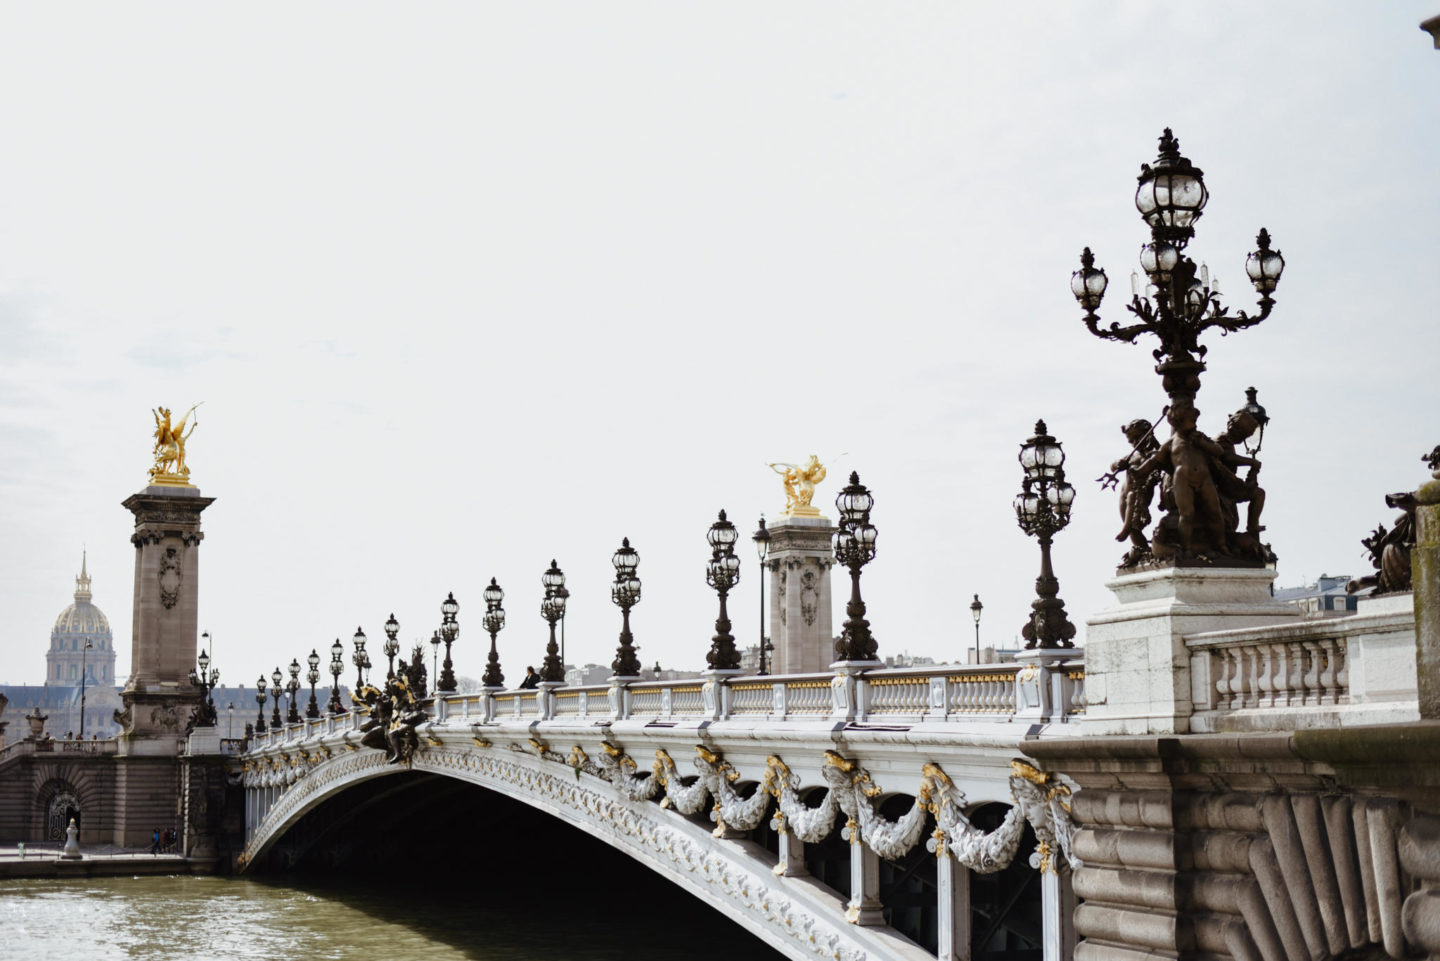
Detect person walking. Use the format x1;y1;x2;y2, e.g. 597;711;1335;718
150;828;161;856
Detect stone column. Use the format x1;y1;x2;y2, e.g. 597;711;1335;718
1039;863;1077;961
931;841;971;961
1082;567;1299;734
766;516;836;675
120;485;214;739
842;820;885;925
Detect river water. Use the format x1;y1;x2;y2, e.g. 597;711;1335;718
0;872;783;961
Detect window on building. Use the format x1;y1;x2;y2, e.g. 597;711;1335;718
69;664;77;680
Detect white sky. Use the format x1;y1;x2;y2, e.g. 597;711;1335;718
1;3;1437;690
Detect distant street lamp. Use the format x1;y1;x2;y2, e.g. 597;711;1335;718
383;614;400;679
539;561;567;683
705;511;742;670
329;639;346;714
79;638;94;737
832;472;879;662
227;702;234;739
610;538;642;677
1014;421;1077;649
254;674;268;734
753;517;771;675
438;593;459;693
481;578;506;689
305;649;321;719
970;594;984;663
429;631;441;691
352;628;368;689
269;667;283;729
285;659;301;724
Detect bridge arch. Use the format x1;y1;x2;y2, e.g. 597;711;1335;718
242;746;937;961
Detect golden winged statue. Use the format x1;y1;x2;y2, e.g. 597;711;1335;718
149;403;202;486
767;455;827;517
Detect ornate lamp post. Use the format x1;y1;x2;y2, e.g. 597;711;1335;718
383;614;400;679
79;638;94;737
753;517;771;675
187;649;218;728
328;639;345;714
438;593;459;693
538;561;567;683
1073;129;1284;568
352;627;368;689
481;578;506;689
610;538;643;677
970;594;983;663
705;511;742;670
254;674;268;734
305;650;321;719
1014;421;1077;650
429;631;441;689
269;667;283;729
832;472;879;662
285;658;301;723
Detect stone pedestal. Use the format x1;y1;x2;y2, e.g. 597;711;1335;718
1083;567;1299;734
766;515;836;675
119;485;214;739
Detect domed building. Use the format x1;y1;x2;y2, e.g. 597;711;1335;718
0;554;122;741
47;553;117;691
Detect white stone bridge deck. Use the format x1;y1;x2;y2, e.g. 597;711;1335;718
238;658;1087;961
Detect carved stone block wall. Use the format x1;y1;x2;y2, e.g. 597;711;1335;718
1025;724;1440;961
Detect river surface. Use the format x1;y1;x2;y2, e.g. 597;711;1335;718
0;872;783;961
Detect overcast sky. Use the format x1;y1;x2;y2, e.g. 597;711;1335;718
1;3;1437;692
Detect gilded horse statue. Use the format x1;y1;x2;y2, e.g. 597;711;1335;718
150;403;201;482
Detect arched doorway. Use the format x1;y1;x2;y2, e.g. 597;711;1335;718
46;790;81;841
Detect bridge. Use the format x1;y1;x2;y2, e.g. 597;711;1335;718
239;659;1088;961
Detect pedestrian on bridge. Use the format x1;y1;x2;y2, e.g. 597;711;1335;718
519;667;539;690
149;828;160;855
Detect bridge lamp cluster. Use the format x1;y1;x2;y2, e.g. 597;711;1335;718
539;561;568;683
305;649;321;719
832;472;879;663
481;578;506;689
328;639;345;715
382;614;400;679
351;628;370;689
284;659;301;724
705;511;742;671
1014;421;1077;650
437;593;460;693
611;538;643;678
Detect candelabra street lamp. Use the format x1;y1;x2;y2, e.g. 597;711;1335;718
832;472;879;662
557;585;570;668
286;658;301;723
970;594;983;663
481;578;506;689
305;649;321;719
753;517;771;675
383;613;400;679
438;592;459;693
329;638;346;714
539;561;567;683
1073;129;1285;568
187;648;219;728
352;627;370;690
1015;421;1077;649
611;538;643;677
269;667;283;729
254;674;268;733
705;511;742;670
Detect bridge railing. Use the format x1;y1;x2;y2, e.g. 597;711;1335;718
1186;596;1416;732
240;658;1084;750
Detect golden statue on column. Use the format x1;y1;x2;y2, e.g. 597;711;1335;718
148;403;202;486
768;455;827;518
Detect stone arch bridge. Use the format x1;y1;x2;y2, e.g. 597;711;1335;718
239;660;1087;961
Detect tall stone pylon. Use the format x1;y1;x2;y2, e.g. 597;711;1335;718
118;405;213;741
762;456;837;675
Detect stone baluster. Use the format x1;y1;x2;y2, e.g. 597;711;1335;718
1213;649;1232;709
1272;644;1294;707
1334;638;1349;702
1299;641;1321;705
1256;644;1275;707
1317;638;1339;705
1239;647;1259;708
